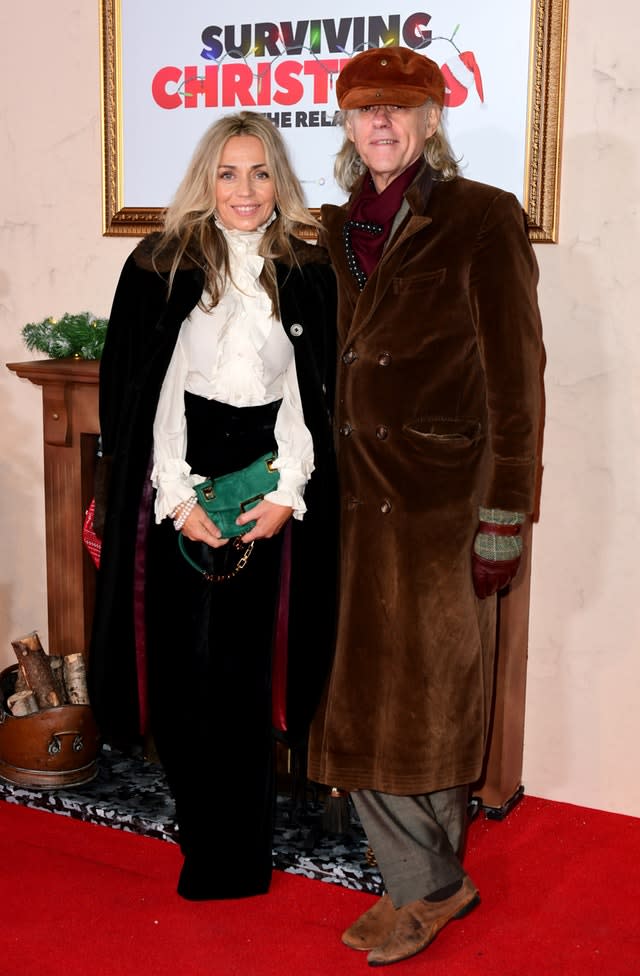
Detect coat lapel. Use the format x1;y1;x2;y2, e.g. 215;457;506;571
350;214;434;341
322;164;437;345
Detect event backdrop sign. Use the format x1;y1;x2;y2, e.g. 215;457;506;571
100;0;567;240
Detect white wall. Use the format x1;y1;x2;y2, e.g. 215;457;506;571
0;3;129;666
523;3;640;814
1;2;639;817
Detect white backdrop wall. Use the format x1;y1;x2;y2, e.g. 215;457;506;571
1;1;639;816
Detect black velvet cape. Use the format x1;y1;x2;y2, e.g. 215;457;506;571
88;233;338;749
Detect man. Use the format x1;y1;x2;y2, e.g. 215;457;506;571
308;47;544;966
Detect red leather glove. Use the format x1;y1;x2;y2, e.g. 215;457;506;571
472;552;521;599
472;511;524;599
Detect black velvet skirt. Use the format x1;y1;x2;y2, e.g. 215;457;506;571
145;395;284;900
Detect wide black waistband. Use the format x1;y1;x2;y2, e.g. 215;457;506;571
184;393;281;479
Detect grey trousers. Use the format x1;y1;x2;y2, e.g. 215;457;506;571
351;785;470;908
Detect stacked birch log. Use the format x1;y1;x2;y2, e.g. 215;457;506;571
6;631;89;716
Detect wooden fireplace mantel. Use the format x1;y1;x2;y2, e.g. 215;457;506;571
7;356;532;815
7;358;101;659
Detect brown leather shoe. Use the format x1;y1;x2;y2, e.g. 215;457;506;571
342;893;397;951
366;876;480;967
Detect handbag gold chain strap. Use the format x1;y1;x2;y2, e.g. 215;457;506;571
179;535;255;583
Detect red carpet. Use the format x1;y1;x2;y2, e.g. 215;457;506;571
2;794;639;975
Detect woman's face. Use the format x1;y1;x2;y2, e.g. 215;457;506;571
215;134;276;231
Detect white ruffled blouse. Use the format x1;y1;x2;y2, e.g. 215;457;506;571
151;220;314;523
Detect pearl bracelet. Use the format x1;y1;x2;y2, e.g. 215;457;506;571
173;496;197;531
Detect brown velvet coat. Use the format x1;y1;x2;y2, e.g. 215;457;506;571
307;163;544;795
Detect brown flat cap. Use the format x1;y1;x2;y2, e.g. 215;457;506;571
336;46;445;110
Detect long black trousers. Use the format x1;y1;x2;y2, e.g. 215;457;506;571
146;396;283;899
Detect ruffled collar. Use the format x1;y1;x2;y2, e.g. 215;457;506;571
212;211;277;288
213;210;277;249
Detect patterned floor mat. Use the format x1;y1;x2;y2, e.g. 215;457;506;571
0;745;383;894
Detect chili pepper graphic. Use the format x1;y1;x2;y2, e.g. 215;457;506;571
459;51;484;101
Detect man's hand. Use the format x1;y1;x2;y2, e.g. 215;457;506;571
472;508;525;599
472;552;521;599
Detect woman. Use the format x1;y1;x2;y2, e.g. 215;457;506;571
88;112;338;901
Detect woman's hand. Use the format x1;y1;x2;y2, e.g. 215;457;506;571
180;504;228;548
235;499;293;542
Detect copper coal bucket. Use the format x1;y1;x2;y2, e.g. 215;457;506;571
0;664;99;788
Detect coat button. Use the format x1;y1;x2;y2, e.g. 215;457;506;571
376;425;389;440
289;323;303;337
377;352;392;366
380;499;392;514
342;348;358;365
339;423;353;437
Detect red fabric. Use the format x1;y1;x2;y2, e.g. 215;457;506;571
3;795;640;976
133;468;155;736
82;498;102;568
477;521;521;536
347;158;421;277
271;520;292;732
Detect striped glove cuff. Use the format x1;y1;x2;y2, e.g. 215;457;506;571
473;508;525;561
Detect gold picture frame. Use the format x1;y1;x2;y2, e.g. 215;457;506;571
100;1;567;241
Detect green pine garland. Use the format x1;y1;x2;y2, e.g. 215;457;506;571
22;312;108;360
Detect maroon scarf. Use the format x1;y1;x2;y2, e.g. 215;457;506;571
345;158;421;287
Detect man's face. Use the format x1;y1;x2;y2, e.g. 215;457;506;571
345;103;439;192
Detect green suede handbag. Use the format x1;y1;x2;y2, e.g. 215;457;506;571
178;451;279;579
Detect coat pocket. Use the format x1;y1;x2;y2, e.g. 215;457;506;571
392;268;446;294
404;416;482;444
401;417;485;486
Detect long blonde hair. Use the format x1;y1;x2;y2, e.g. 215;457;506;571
153;112;319;312
333;102;460;194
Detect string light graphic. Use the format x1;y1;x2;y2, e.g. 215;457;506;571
166;23;482;189
174;23;471;101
